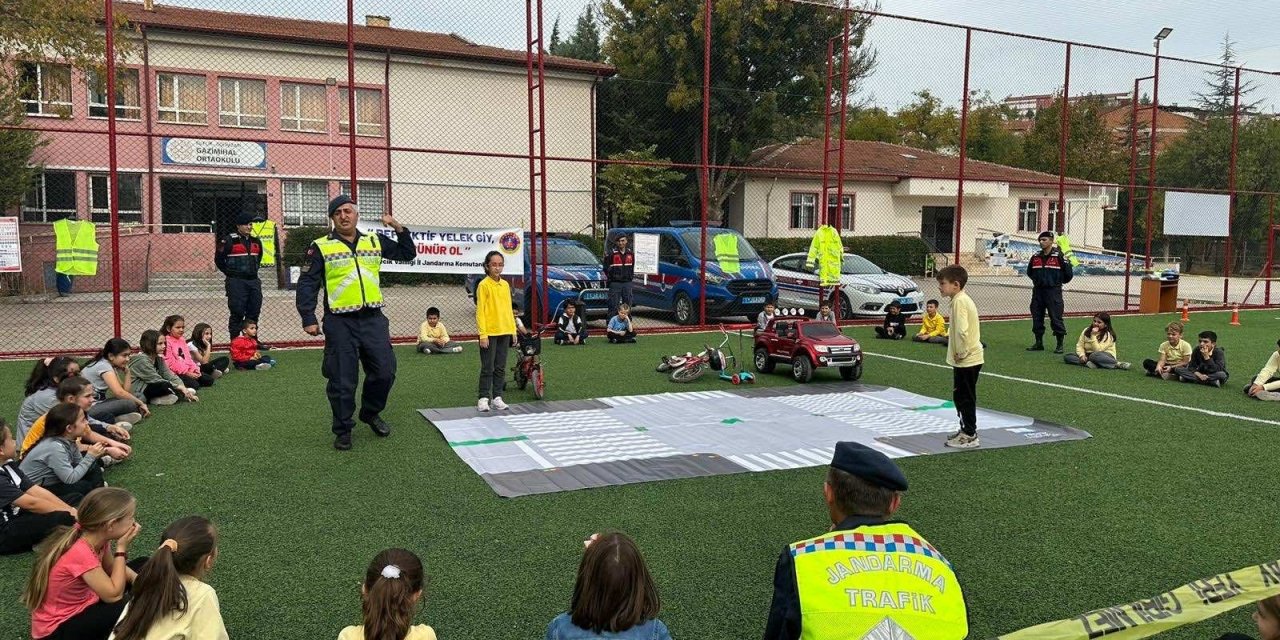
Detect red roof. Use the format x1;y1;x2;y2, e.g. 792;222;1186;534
114;2;615;77
749;139;1090;186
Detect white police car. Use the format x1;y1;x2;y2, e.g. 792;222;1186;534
770;252;925;318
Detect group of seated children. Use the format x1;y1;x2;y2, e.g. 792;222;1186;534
1072;317;1239;388
872;299;950;345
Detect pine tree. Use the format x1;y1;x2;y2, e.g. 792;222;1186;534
555;6;603;63
548;16;562;53
1193;34;1262;116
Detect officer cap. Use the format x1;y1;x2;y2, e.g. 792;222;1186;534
236;211;263;225
830;441;908;491
1038;231;1055;240
328;194;354;217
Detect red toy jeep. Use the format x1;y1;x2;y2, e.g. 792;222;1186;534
753;317;863;383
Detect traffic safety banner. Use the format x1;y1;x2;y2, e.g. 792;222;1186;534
998;559;1280;640
358;223;525;275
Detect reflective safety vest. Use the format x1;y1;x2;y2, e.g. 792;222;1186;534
1055;234;1079;267
791;522;967;640
251;220;277;266
314;233;384;314
713;233;741;275
806;225;843;286
52;219;99;276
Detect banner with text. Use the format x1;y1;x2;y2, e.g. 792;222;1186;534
359;224;525;275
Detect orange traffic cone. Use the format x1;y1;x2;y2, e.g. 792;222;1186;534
1230;303;1241;326
1181;299;1190;323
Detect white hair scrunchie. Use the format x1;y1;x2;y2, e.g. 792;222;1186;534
380;564;402;579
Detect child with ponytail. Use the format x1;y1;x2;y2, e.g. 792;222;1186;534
338;548;436;640
110;516;227;640
23;486;143;640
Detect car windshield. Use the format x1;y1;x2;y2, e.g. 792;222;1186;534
544;243;601;267
680;229;761;262
801;323;842;339
842;254;885;275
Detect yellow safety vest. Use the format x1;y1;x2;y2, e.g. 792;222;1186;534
791;522;968;640
251;220;277;266
53;219;99;276
806;225;843;286
713;232;741;275
314;233;384;314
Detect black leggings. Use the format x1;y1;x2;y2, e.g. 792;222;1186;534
200;357;230;375
142;381;178;401
0;510;76;555
178;373;214;389
45;465;104;507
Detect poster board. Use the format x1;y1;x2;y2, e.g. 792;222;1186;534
633;233;660;275
0;217;21;273
1163;191;1230;237
358;224;525;275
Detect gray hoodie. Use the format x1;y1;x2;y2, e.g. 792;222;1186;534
18;438;98;487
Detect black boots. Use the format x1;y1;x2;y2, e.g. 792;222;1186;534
1053;335;1065;354
1026;339;1044;352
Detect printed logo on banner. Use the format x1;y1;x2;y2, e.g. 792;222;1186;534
500;232;522;255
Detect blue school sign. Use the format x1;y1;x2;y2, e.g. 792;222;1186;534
161;137;267;169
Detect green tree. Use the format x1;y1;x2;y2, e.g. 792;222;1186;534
1021;94;1126;183
844;106;897;143
1194;34;1262;116
598;146;683;226
893;89;958;152
548;16;562;52
599;0;875;221
964;93;1023;166
551;6;602;63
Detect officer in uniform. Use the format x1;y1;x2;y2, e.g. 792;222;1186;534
605;234;635;318
296;195;415;451
764;442;968;640
215;212;265;341
1026;230;1074;354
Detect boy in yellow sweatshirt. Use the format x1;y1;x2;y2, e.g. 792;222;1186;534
938;266;983;449
418;306;462;354
912;299;948;345
1245;338;1280;400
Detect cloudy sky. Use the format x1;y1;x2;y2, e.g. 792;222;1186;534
175;0;1280;111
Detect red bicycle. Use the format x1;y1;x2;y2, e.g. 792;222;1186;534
513;324;552;399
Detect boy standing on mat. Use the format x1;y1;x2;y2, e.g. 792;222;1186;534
938;265;983;449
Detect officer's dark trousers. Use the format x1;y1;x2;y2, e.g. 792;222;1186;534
225;276;263;339
1029;286;1066;339
608;281;633;317
322;310;396;436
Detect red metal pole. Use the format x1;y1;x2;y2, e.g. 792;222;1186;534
1225;67;1241;304
104;0;122;336
384;50;393;218
953;28;971;266
833;2;851;321
525;0;539;324
1268;195;1275;306
1145;42;1161;269
818;38;834;316
698;0;711;326
141;28;154;228
537;0;550;324
1123;78;1140;310
346;0;358;199
1057;43;1071;233
590;79;598;229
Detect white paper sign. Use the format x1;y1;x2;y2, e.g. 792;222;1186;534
633;233;660;275
0;217;20;273
359;224;525;275
1164;191;1230;237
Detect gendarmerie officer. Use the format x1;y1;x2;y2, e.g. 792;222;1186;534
605;234;635;318
764;442;968;640
1026;230;1074;354
215;211;264;341
296;195;415;451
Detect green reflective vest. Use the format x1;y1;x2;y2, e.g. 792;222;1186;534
713;233;741;275
1056;234;1079;267
53;219;99;276
791;522;967;640
314;233;383;314
251;220;277;266
806;225;843;286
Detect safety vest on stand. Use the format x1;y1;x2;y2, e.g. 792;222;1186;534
791;522;968;640
52;219;99;276
251;220;277;266
314;233;384;314
713;233;741;275
805;225;843;286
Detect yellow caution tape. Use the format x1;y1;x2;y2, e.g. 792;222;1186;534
998;559;1280;640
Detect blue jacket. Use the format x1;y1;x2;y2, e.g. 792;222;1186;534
545;613;672;640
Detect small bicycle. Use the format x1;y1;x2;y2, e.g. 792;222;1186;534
513;324;553;399
664;326;733;383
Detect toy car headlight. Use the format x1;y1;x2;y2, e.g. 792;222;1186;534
852;344;861;352
852;285;877;295
814;345;830;353
547;278;574;291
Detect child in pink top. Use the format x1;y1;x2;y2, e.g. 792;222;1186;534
161;315;215;389
23;487;142;640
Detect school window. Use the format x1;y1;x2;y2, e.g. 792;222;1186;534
87;68;141;120
280;83;327;132
218;78;267;128
22;172;77;223
19;62;73;117
89;174;143;224
157;73;208;124
825;193;854;230
1018;200;1039;233
790;192;817;229
339;181;385;221
1047;200;1062;233
281;180;330;226
339;88;383;137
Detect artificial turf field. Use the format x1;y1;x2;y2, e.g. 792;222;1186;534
1;309;1277;639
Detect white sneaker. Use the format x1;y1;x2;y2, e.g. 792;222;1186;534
211;369;224;379
116;412;143;426
477;397;490;412
255;362;272;370
451;346;463;353
151;394;179;406
491;397;509;411
945;433;980;449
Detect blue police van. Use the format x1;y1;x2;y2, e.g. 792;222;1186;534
464;235;610;319
606;226;777;324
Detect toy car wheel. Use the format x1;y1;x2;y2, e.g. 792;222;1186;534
670;362;706;383
791;354;814;383
673;292;699;325
754;347;775;373
840;363;862;381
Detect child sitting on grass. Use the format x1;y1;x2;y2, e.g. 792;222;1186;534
186;323;230;380
544;532;671;640
128;330;199;406
21;377;132;464
418;307;462;354
554;301;589;345
1244;338;1280;401
339;548;435;640
873;301;906;339
1174;330;1228;387
111;516;227;640
0;419;76;556
231;320;276;370
913;299;948;344
19;404;107;505
1064;313;1131;370
607;304;637;344
1142;321;1192;380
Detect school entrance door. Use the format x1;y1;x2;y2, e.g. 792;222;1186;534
921;206;955;254
160;179;267;236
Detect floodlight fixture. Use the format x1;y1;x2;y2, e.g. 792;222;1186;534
1154;28;1173;42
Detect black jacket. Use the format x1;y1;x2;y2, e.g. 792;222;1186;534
606;247;635;283
1186;346;1228;378
1026;246;1074;288
295;229;416;327
214;232;263;280
882;311;906;336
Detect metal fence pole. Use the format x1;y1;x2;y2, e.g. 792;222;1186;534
953;28;972;266
698;0;711;326
1225;67;1241;304
1144;42;1162;269
1057;43;1071;229
346;0;358;194
104;0;123;336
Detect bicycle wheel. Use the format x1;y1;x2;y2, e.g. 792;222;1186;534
514;361;529;390
533;366;545;399
670;362;706;383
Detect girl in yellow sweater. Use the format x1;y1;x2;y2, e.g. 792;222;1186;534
475;251;516;412
1064;313;1131;370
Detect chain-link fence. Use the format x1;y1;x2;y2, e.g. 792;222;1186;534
3;0;1279;356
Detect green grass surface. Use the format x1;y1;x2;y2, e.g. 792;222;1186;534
1;309;1278;639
